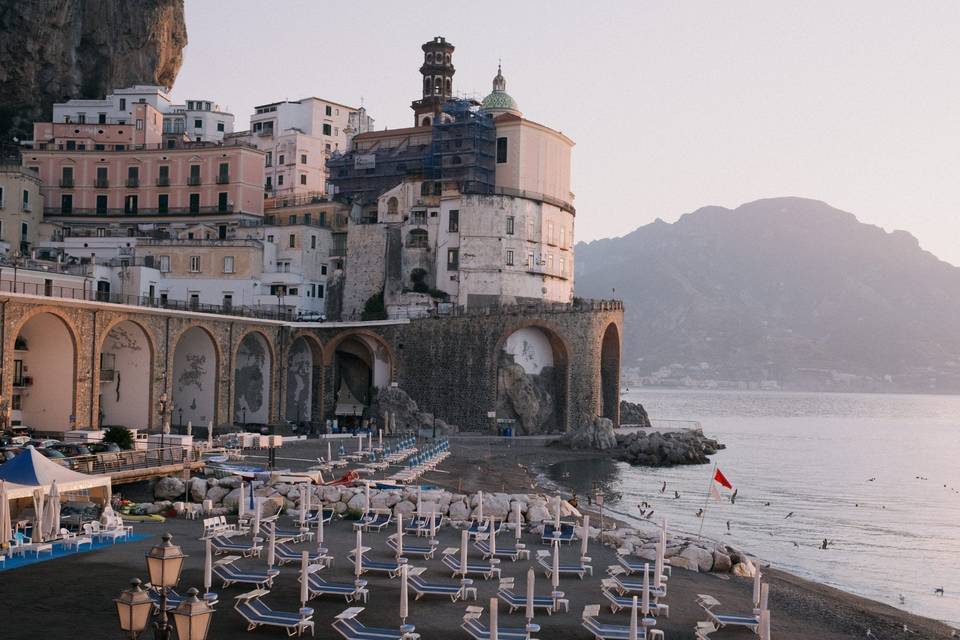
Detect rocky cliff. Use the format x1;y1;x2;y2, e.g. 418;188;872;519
0;0;187;141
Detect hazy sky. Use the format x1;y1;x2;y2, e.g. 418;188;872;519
175;1;960;265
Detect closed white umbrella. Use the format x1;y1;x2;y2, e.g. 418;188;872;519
32;489;45;542
525;567;535;622
760;582;769;613
357;434;363;453
489;516;497;556
460;529;468;576
760;608;771;640
327;441;332;464
238;482;247;519
551;539;560;590
204;537;213;596
0;481;12;551
641;563;650;616
317;499;325;551
514;501;522;543
477;490;483;523
364;483;371;515
629;595;638;640
580;515;590;558
429;507;437;539
753;566;763;608
44;480;61;540
416;486;422;517
396;513;404;559
300;550;310;607
304;484;312;522
354;529;363;579
252;497;261;539
267;526;276;567
187;420;193;437
400;563;409;624
489;597;498;640
654;542;664;590
299;484;307;528
378;429;382;450
207;421;213;449
554;495;561;530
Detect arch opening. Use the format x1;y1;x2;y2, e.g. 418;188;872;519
285;336;322;430
600;323;621;425
332;334;392;428
234;332;272;426
172;327;217;427
12;313;76;431
496;326;568;435
99;321;152;429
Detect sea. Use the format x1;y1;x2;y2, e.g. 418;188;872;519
546;389;960;627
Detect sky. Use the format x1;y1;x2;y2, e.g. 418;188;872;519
175;1;960;265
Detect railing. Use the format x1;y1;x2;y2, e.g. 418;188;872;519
29;139;261;152
138;238;261;248
65;445;197;476
216;174;230;184
156;176;170;186
381;297;624;320
44;205;236;217
263;191;332;209
126;178;139;187
59;178;74;188
95;178;109;188
187;176;201;186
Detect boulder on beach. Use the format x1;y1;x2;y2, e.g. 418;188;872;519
189;477;208;502
563;415;618;450
206;485;229;504
619;400;652;428
153;476;185;501
680;545;714;572
222;488;242;512
613;429;725;467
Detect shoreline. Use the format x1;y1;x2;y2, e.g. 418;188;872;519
440;436;958;637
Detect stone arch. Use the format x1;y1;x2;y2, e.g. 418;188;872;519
285;332;324;428
600;322;621;426
11;310;79;431
406;228;428;248
324;330;395;426
494;320;571;435
171;325;220;427
97;318;155;430
232;330;274;426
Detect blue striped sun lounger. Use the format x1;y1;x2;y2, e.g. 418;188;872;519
608;570;667;598
601;581;669;617
213;557;279;589
148;588;219;611
304;575;368;602
406;514;444;535
234;589;314;637
409;573;472;602
332;607;412;640
462;607;539;640
275;542;331;567
387;534;438;559
582;605;661;640
354;511;392;532
441;552;501;579
542;523;576;544
347;552;408;578
474;539;528;561
497;587;557;615
211;535;262;557
537;553;593;579
617;554;671;578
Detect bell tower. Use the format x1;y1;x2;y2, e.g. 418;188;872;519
411;36;455;127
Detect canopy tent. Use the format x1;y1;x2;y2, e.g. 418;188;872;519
0;446;112;502
334;379;366;417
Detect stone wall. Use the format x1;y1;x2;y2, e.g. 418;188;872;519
341;222;387;320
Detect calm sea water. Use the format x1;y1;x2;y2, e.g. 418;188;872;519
547;390;960;626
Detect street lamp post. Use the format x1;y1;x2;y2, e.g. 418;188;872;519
157;392;173;463
178;408;183;429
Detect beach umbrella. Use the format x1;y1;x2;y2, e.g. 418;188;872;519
654;542;664;590
760;582;769;613
525;567;535;621
753;566;763;608
551;539;560;590
298;484;306;528
489;597;499;640
0;481;11;550
364;483;371;514
641;563;650;617
238;482;247;519
514;501;522;543
316;500;325;552
416;485;422;517
760;609;771;640
396;513;404;559
252;497;261;539
477;490;484;523
354;529;363;579
187;420;192;437
429;507;437;539
460;529;468;576
489;516;497;556
554;494;561;530
204;537;213;596
629;595;638;640
379;429;383;450
400;563;409;624
580;515;590;559
357;434;363;453
267;526;276;567
31;488;45;542
304;483;312;523
327;441;332;464
44;480;61;540
207;421;213;449
300;550;310;608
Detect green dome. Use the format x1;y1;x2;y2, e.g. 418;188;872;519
481;90;519;113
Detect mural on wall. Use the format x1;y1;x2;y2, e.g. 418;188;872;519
178;354;208;391
497;327;563;434
285;338;313;424
172;327;217;426
99;321;151;429
234;333;271;424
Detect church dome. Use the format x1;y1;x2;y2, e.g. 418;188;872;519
481;64;521;116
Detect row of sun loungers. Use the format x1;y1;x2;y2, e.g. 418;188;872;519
202;515;248;539
213;555;280;588
538;549;593;579
234;589;315;637
387;532;439;559
211;535;262;557
441;548;502;580
407;567;475;602
333;607;416;640
354;509;393;532
462;606;540;640
474;538;529;561
581;604;664;640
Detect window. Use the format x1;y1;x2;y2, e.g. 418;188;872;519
448;210;459;232
157;164;169;186
189;256;201;272
528;217;534;239
0;186;3;208
300;154;307;164
278;174;284;186
222;293;232;310
136;118;143;130
96;227;105;237
278;154;285;165
217;121;225;132
548;222;554;244
321;264;328;276
158;194;168;213
411;210;427;225
527;252;534;267
559;257;566;275
218;192;228;212
61;194;72;213
96;166;108;187
407;229;428;248
21;190;29;211
124;194;138;214
267;234;274;243
194;119;203;129
159;255;170;272
496;137;508;163
189;193;200;213
547;254;554;270
265;176;272;189
189;293;199;309
96;194;108;214
560;227;566;247
289;214;297;224
77;113;86;124
223;256;235;273
98;113;106;124
310;235;317;249
61;166;73;187
300;174;307;185
265;152;272;167
323;123;332;135
127;165;139;187
317;284;325;298
447;248;459;270
119;98;126;110
218;162;229;180
288;288;298;296
506;216;516;236
189;164;201;185
506;250;514;266
325;105;332;116
289;233;296;248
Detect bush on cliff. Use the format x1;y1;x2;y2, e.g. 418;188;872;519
103;426;134;450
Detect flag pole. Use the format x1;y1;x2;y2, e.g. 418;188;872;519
697;463;717;541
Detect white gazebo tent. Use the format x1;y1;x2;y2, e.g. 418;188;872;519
0;447;112;533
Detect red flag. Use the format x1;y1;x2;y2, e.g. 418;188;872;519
714;468;733;490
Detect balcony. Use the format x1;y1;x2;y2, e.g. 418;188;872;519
216;174;230;184
94;178;109;188
44;205;236;217
126;178;139;188
187;176;201;186
59;178;74;188
156;176;170;187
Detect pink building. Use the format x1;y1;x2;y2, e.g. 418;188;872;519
26;102;265;220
